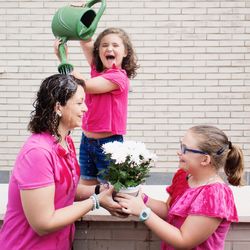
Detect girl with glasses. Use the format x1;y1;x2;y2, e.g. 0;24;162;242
116;125;244;250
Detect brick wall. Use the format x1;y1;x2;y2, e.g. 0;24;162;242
1;219;249;249
1;0;250;173
73;220;250;250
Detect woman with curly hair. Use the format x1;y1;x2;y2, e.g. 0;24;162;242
0;74;121;250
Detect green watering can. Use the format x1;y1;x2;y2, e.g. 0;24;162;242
52;0;106;74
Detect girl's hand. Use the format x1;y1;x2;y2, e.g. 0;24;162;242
71;69;85;81
53;38;68;61
80;38;93;45
115;189;146;216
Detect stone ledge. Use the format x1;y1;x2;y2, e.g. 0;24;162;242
1;185;250;223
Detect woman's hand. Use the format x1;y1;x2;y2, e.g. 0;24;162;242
98;185;127;218
115;189;146;216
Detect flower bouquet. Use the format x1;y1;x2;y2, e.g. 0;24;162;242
101;140;157;192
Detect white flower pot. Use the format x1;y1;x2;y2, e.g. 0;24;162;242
119;185;140;197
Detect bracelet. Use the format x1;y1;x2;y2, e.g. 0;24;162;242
90;195;97;210
90;194;100;210
93;193;100;209
143;193;149;204
95;184;100;195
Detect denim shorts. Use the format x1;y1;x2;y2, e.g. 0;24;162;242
79;133;123;182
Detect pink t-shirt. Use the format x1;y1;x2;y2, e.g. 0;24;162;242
0;133;80;250
162;183;238;250
82;65;129;135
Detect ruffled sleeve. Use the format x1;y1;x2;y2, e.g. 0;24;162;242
169;183;238;222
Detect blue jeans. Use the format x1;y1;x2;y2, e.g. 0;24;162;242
79;133;123;182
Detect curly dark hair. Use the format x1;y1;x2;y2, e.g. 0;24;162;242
93;27;139;79
28;74;85;141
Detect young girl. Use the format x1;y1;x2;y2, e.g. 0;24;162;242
0;74;121;250
54;27;139;186
116;125;244;250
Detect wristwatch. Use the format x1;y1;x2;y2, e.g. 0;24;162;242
95;184;100;195
139;207;151;222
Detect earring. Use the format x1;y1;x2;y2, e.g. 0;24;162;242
57;112;62;117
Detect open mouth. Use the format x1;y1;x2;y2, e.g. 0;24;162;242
106;55;115;60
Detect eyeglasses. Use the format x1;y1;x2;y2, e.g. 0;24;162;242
180;143;208;155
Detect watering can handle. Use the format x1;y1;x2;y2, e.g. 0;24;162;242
84;0;106;30
84;0;105;9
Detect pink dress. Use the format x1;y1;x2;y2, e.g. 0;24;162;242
162;170;238;250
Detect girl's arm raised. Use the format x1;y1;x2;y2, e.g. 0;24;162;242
80;39;94;66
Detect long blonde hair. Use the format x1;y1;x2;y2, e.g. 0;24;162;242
189;125;244;186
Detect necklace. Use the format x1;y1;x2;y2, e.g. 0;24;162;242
188;174;219;187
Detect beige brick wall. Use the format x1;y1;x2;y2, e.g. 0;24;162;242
225;223;250;250
73;221;250;250
1;219;249;249
1;0;250;172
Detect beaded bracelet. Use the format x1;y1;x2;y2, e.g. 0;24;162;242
90;195;97;210
90;194;100;210
93;193;100;209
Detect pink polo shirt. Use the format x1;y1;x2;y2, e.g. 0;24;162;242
82;65;129;135
0;133;80;250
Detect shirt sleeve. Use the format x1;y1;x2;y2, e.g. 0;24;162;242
15;147;55;190
188;184;238;222
101;68;128;94
90;65;128;94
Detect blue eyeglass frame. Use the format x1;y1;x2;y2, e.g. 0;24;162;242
180;143;208;155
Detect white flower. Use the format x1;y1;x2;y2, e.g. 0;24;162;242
102;140;157;166
101;140;157;190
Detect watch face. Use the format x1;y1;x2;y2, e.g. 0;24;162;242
139;207;151;221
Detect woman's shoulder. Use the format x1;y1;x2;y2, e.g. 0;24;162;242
19;133;57;158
